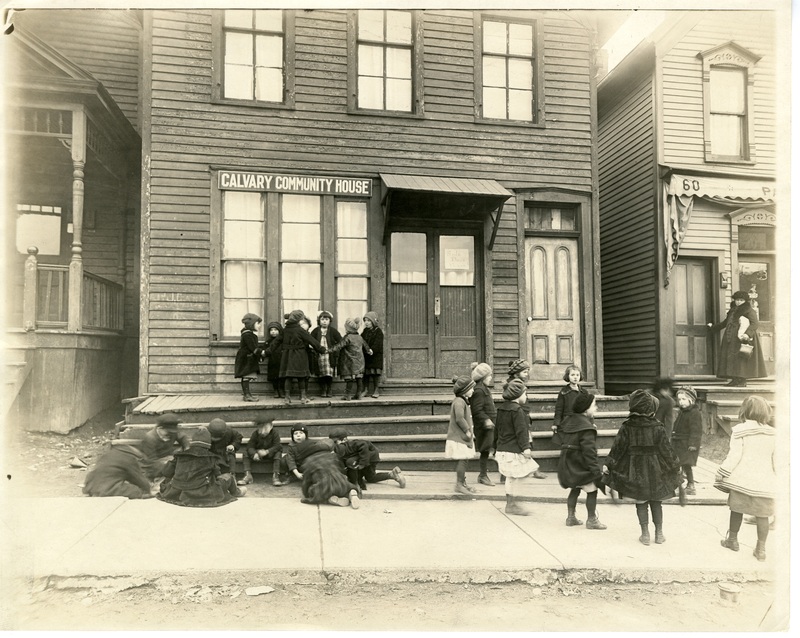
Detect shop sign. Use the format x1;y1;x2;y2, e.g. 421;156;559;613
666;173;775;201
219;171;372;196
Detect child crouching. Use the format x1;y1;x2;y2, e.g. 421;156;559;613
329;428;405;490
238;416;288;486
83;444;155;499
557;392;606;529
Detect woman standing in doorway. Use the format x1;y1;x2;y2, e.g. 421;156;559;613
707;291;767;387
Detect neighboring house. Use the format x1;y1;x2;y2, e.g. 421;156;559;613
3;10;142;432
4;8;622;431
598;11;777;393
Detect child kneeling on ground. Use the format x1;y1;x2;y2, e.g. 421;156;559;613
239;416;288;486
556;392;606;530
328;428;405;490
157;427;245;507
83;444;155;499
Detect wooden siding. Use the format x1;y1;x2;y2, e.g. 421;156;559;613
16;10;142;132
144;9;597;393
598;73;658;385
660;11;775;176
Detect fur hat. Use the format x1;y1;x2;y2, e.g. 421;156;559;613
317;310;333;325
502;378;527;401
156;412;180;429
286;309;305;324
676;385;698;403
344;317;361;333
291;424;309;438
573;392;595;414
266;321;283;334
191;427;212;448
732;290;750;301
242;313;262;324
328;428;349;440
452;375;476;397
629;389;659;416
507;359;531;375
208;418;228;439
363;311;380;328
470;362;492;382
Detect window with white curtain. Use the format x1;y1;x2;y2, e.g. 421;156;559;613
336;201;369;322
281;194;321;319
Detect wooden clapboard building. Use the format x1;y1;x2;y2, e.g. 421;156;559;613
137;8;615;396
3;10;142;432
598;11;779;393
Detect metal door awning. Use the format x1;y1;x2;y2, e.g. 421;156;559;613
379;173;512;249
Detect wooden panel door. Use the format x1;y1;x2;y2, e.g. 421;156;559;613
524;237;582;381
673;258;714;375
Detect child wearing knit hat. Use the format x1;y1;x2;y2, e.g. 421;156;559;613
329;428;406;490
361;311;384;398
671;385;703;496
468;362;498;486
446;375;478;496
208;417;243;482
327;317;373;401
556;392;607;530
234;313;263;402
263;321;285;398
494;378;541;515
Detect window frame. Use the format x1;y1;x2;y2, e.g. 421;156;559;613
347;9;425;118
210;175;373;343
473;13;543;127
698;42;760;165
212;9;296;109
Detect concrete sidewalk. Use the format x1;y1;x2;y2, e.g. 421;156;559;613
1;472;780;587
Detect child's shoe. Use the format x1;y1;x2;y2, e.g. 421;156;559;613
654;525;666;544
391;466;406;488
341;395;351;401
586;516;607;530
753;541;766;562
685;482;696;495
455;482;474;496
720;532;739;552
532;470;546;479
272;472;288;487
639;525;651;546
478;474;495;486
236;486;248;497
504;495;530;516
237;471;254;486
565;514;583;526
328;495;350;507
358;479;368;491
349;488;360;509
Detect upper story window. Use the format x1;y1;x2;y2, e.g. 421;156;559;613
349;10;422;116
215;10;295;107
475;15;540;124
699;42;760;163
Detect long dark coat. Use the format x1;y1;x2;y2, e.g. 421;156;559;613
263;322;284;382
301;451;358;504
157;445;238;507
469;383;497;453
234;328;262;378
334;438;381;469
362;325;384;371
603;414;682;501
709;302;767;380
83;445;152;499
671;403;703;466
557;413;603;489
553;385;590;428
279;319;325;378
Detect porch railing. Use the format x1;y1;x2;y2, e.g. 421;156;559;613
23;247;124;332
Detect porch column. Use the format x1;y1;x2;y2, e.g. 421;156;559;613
67;109;87;332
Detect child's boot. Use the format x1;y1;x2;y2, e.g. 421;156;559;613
654;525;666;544
391;466;406;488
565;507;583;526
720;531;739;552
237;471;253;486
284;381;293;404
586;516;607;530
243;380;258;402
685;481;696;495
455;481;473;496
753;540;767;562
639;525;651;546
299;387;310;403
504;494;530;516
478;473;495;486
371;375;381;398
349;488;360;509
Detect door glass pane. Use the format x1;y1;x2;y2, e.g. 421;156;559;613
439;236;474;286
391;232;426;283
738;261;771;321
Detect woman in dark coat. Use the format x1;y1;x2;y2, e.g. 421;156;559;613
707;290;767;387
603;390;682;546
280;309;326;403
557;393;606;529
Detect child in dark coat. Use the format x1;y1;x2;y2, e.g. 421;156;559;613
671;385;703;495
327;317;372;401
280;309;327;403
139;412;191;480
238;416;287;487
468;362;497;486
157;427;245;507
557;393;606;530
263;321;284;398
208;417;243;480
652;377;677;438
603;389;682;546
83;444;154;499
503;359;546;480
361;311;384;398
311;310;342;398
553;365;590;433
329;428;405;490
234;313;263;402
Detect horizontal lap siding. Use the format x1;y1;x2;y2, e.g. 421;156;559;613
598;74;658;383
661;12;776;176
146;9;595;392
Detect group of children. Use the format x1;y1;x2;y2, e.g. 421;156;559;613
235;309;385;404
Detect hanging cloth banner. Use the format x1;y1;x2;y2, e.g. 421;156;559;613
663;183;695;288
